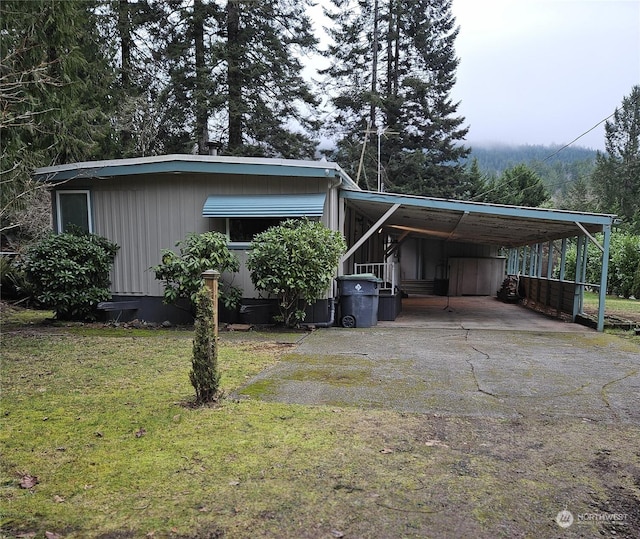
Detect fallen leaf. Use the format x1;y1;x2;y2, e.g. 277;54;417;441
135;428;147;438
94;431;103;438
53;495;65;503
19;474;38;489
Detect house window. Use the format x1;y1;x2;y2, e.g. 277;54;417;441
56;190;92;233
228;217;282;243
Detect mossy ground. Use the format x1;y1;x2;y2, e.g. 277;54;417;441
1;308;639;538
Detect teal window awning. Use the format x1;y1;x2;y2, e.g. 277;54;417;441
202;193;326;218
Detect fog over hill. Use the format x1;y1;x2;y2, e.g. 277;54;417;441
461;143;598;196
463;143;597;174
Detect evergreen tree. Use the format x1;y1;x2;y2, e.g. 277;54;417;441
1;0;115;244
1;0;115;165
223;1;320;158
590;85;640;232
484;164;550;207
322;0;469;196
157;0;319;158
110;0;168;157
458;157;488;201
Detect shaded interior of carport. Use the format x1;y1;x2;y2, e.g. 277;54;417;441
339;190;617;331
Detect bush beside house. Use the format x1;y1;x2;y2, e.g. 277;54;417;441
153;232;242;314
21;231;119;320
247;219;346;327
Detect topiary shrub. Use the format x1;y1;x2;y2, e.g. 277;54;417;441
190;285;220;404
152;232;242;312
247;218;346;327
21;231;119;320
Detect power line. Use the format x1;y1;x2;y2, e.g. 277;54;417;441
470;104;622;202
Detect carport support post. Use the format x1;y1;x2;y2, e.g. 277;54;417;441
572;236;586;321
559;238;567;281
597;224;612;332
546;241;554;278
201;270;220;342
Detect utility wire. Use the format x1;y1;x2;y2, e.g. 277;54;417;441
470;104;622;202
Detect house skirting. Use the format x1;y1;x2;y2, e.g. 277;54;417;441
104;295;334;326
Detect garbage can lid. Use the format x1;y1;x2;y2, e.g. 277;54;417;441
337;273;382;282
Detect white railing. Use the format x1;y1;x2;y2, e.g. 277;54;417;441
354;262;397;292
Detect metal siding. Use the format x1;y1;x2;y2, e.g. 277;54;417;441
91;174;328;299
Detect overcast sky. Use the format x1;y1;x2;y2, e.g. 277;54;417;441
450;0;640;150
309;0;640;151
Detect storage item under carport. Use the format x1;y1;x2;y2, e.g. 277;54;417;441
337;274;381;328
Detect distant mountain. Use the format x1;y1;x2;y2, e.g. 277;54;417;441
462;143;598;196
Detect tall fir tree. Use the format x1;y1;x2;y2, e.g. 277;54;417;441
590;85;640;232
156;0;319;158
322;0;469;196
1;0;116;243
109;0;168;157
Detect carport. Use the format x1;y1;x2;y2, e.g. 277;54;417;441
339;189;617;331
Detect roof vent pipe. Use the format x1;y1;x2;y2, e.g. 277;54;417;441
207;141;222;156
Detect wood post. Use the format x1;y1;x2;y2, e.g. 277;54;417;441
201;269;220;342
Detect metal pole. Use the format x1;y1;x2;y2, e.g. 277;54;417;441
573;236;585;320
201;269;220;343
559;238;567;281
597;224;612;332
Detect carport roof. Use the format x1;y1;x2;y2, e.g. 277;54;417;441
341;189;617;247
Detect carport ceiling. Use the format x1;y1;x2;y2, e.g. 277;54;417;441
341;190;616;248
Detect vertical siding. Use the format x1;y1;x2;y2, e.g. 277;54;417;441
91;173;328;298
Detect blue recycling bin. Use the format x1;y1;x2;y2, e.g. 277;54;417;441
337;273;381;328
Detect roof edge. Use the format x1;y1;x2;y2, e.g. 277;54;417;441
341;189;617;226
33;154;359;188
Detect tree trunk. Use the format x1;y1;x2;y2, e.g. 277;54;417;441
227;0;242;151
117;0;132;151
194;0;209;155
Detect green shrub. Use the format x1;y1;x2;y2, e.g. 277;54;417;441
190;286;220;404
557;232;640;298
247;219;346;327
0;255;30;301
609;233;640;298
152;232;241;311
21;231;119;320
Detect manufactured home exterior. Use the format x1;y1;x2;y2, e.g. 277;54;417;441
35;154;617;330
36;155;357;323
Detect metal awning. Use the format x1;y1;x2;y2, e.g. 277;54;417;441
341;190;616;248
203;193;326;218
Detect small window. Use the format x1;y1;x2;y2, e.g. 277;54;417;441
228;218;282;243
56;190;92;233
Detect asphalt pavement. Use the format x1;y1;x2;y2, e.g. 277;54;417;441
237;298;640;424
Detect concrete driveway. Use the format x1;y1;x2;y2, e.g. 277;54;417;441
238;299;640;424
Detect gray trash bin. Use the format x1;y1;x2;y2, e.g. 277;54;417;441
337;273;381;328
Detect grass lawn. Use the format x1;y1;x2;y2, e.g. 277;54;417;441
2;308;639;538
583;291;640;318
